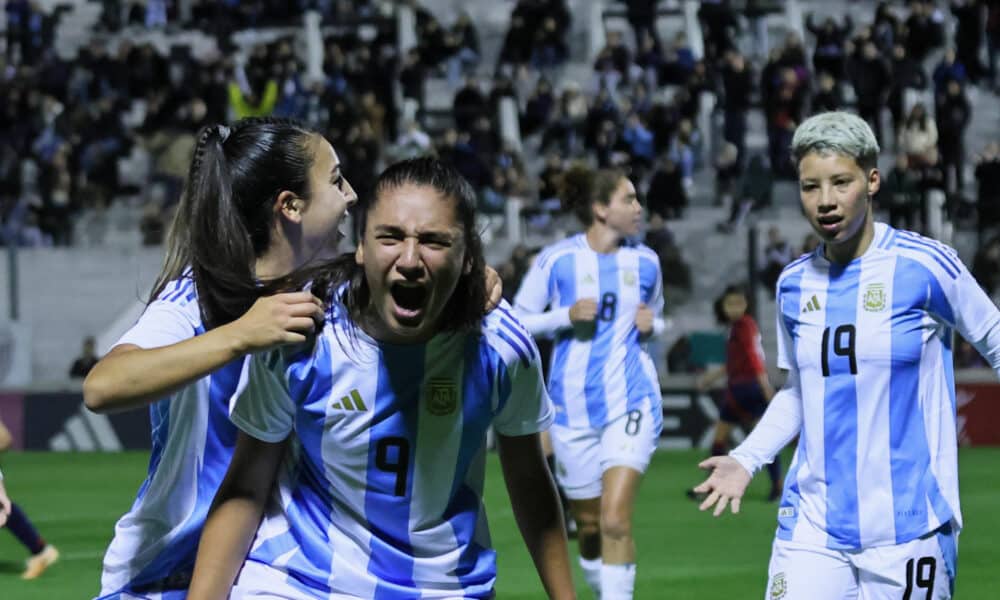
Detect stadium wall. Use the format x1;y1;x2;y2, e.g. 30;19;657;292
1;375;998;451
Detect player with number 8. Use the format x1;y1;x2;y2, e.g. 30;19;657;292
513;163;666;599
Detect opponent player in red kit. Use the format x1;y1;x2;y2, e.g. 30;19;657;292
691;285;782;501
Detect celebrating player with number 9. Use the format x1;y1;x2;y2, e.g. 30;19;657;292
188;158;574;599
514;164;666;599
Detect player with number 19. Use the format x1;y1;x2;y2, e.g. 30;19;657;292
694;112;1000;599
188;158;575;599
513;164;664;600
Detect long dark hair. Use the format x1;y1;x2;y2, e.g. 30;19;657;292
713;284;748;325
310;157;488;338
149;117;317;330
558;162;627;226
905;103;928;131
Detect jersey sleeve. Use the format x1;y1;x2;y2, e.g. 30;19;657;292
642;255;667;337
513;254;572;337
229;351;296;443
924;259;1000;371
729;365;803;476
492;339;554;437
775;291;795;371
115;299;199;349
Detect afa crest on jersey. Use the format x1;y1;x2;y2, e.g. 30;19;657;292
769;572;787;599
863;283;887;312
426;378;458;416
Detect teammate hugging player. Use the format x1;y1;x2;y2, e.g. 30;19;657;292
84;119;353;599
695;111;1000;599
188;157;576;599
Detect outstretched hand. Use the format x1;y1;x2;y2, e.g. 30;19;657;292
692;456;752;517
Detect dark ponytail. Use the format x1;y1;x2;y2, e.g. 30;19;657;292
149;118;316;330
558;162;626;226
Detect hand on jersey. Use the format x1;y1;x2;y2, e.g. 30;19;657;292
484;266;503;312
569;298;598;323
692;456;752;517
226;292;326;352
635;303;654;336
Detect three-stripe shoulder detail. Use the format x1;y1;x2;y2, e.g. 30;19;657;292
487;305;537;368
157;278;197;305
535;237;583;270
891;231;961;280
779;252;814;279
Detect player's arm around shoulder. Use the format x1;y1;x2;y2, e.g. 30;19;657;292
84;291;324;413
188;431;288;600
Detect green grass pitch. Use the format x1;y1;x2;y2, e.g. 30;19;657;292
1;448;998;599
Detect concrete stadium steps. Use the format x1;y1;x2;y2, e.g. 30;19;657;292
54;1;103;60
1;247;164;381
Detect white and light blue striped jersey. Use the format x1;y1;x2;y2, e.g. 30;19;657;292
773;222;1000;550
513;233;664;432
230;300;552;599
97;278;245;598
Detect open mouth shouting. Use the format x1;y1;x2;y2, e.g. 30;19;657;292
389;281;429;325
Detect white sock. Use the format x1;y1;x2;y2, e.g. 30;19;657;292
579;556;602;599
600;563;636;600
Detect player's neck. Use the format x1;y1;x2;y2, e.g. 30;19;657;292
824;216;875;265
254;248;294;281
585;224;621;254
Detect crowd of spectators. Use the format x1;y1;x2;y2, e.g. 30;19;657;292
1;0;401;247
3;0;999;327
485;1;999;302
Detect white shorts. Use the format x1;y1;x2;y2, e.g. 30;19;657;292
765;525;957;600
550;402;658;500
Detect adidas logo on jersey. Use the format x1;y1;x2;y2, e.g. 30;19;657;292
801;295;822;313
331;389;368;412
